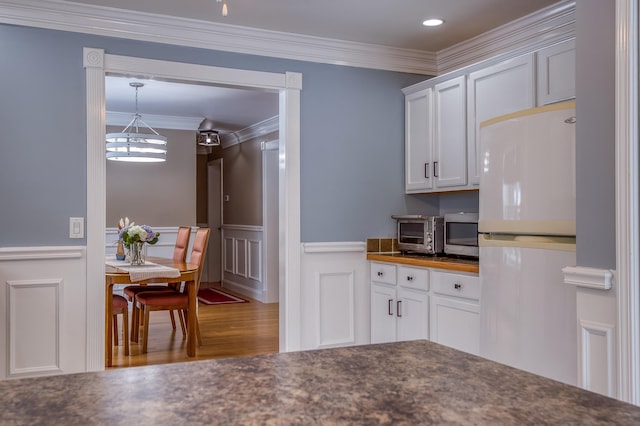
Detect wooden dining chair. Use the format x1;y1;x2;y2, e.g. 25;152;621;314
124;226;191;341
112;294;130;356
136;227;210;354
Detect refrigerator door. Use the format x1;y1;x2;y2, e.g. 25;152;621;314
479;234;577;385
479;101;576;236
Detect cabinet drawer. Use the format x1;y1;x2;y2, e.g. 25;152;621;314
397;266;429;291
370;262;396;285
431;271;480;300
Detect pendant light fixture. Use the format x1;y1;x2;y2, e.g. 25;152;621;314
106;82;167;162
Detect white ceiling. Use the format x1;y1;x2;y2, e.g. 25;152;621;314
96;0;560;133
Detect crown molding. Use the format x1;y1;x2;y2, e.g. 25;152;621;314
0;0;436;75
437;0;575;74
106;111;202;131
222;116;279;149
0;0;575;76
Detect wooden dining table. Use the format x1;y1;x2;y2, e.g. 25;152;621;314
105;256;199;367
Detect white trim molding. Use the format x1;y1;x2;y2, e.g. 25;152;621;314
223;116;279;149
0;0;573;76
563;266;614;291
615;0;640;406
302;242;367;254
106;111;202;131
85;50;302;366
0;246;84;261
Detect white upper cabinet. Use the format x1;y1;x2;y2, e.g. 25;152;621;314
434;76;467;188
405;89;434;192
467;54;536;186
536;39;576;105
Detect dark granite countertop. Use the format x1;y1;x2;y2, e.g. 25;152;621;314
1;340;639;425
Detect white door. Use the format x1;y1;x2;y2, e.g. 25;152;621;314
479;103;576;236
467;54;535;185
371;283;396;344
434;76;467;188
405;88;433;192
479;243;577;386
430;295;480;355
396;286;429;341
207;159;223;283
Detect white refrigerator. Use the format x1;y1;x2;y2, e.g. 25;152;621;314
478;101;577;386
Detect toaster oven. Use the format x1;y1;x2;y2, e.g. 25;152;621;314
392;215;444;255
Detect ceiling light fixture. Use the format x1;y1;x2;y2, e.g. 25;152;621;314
197;118;222;146
422;18;444;27
106;82;167;163
216;0;229;16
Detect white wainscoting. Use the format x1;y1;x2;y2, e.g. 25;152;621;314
0;247;86;380
564;266;618;398
300;242;368;350
222;225;267;302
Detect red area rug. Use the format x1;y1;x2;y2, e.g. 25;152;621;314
198;288;249;305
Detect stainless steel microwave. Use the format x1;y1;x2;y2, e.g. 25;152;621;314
392;215;444;255
444;212;479;258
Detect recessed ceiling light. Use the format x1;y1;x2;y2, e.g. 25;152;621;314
422;18;444;27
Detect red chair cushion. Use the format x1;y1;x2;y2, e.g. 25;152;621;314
113;294;128;309
136;291;188;306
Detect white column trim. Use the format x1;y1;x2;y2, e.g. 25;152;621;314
615;0;640;405
86;51;302;369
84;47;106;372
562;266;614;291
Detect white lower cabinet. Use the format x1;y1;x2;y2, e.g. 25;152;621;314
370;263;429;344
370;262;480;354
430;270;481;355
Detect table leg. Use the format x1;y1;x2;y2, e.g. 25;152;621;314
187;279;196;357
105;279;113;367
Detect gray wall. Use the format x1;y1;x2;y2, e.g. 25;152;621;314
223;137;266;227
575;0;616;269
105;127;197;228
0;23;428;246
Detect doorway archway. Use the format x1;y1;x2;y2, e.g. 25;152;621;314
83;48;302;369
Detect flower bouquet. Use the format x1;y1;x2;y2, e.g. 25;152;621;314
119;222;160;265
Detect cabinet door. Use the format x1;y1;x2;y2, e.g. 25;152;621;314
537;39;576;105
405;88;433;192
371;283;396;344
467;54;535;185
396;287;429;341
430;295;480;355
434;76;467;188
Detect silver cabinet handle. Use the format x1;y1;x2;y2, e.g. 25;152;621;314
397;300;402;317
406;275;414;281
454;283;462;290
377;271;384;277
424;163;430;179
433;161;439;177
388;299;394;316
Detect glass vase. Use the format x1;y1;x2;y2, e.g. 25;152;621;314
129;241;146;266
116;240;126;261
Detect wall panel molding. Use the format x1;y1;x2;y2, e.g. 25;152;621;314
315;271;356;348
580;320;616;397
7;279;62;377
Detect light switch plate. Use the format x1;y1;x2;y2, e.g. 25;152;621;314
69;217;84;238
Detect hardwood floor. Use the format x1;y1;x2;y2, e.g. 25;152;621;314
109;284;279;369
